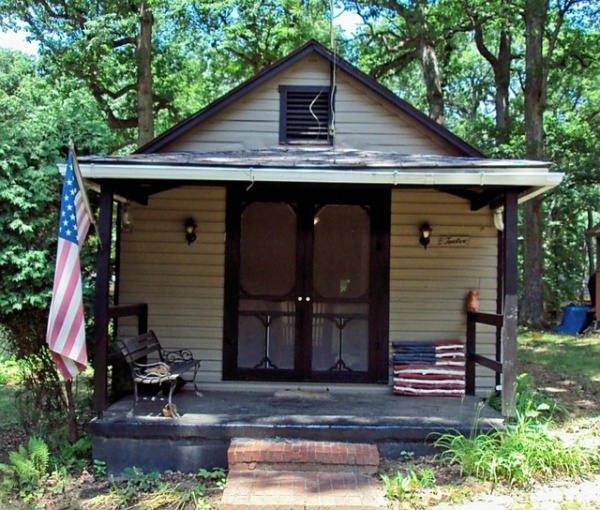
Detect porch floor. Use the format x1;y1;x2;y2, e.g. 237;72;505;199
91;383;502;475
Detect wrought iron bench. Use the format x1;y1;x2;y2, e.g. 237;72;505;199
118;330;201;417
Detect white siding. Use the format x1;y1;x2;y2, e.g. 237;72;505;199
390;189;498;394
162;55;458;155
118;186;226;383
117;188;499;392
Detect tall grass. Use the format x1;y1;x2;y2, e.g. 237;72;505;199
435;408;599;486
434;375;600;488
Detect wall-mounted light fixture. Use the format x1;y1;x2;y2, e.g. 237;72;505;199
121;202;134;232
184;217;197;245
419;222;432;250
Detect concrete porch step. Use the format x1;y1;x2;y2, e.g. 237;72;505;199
227;438;379;473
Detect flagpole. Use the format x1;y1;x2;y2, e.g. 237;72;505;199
68;140;104;252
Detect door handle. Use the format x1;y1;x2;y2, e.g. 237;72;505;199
297;296;303;302
306;296;311;302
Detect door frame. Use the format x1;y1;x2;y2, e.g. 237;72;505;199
222;183;391;384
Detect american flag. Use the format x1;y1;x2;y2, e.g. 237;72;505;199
392;340;466;397
46;149;92;380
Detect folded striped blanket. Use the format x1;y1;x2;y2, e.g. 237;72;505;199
391;340;465;397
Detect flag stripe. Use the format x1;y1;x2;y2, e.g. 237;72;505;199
47;242;80;346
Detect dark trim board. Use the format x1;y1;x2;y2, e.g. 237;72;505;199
223;187;242;380
94;173;524;212
371;190;391;383
93;185;114;416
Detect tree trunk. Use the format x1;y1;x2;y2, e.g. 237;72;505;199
587;210;595;277
419;41;445;125
472;1;512;146
137;0;154;148
495;29;511;145
520;0;547;327
522;196;544;326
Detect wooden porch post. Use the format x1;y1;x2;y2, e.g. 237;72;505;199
502;190;519;417
93;185;114;417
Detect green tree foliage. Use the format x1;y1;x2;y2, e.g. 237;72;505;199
192;0;331;75
0;49;112;312
346;0;599;320
465;0;521;146
0;48;112;439
0;0;334;146
343;0;463;124
0;0;175;147
541;19;600;315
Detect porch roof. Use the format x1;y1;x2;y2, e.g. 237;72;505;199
75;148;563;207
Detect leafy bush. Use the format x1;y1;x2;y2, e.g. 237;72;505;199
514;373;566;419
0;357;22;385
198;467;227;490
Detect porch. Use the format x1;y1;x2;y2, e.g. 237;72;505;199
91;383;502;475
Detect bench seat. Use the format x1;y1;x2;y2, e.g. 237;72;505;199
119;330;201;417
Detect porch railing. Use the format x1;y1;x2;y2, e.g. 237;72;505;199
106;303;148;403
465;311;503;395
108;303;148;335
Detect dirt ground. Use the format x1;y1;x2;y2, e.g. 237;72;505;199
1;357;599;509
377;442;600;510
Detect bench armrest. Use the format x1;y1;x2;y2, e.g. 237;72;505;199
161;348;196;364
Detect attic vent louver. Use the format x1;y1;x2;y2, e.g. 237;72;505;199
279;85;333;144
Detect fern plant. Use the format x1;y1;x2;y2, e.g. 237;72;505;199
0;436;50;497
56;434;92;471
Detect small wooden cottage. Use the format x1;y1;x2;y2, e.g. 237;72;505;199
79;40;562;420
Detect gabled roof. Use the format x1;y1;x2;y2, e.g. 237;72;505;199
137;39;484;157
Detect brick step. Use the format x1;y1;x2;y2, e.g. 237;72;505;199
227;439;379;474
220;469;387;510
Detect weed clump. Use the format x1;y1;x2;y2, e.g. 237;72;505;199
434;376;600;487
380;467;436;502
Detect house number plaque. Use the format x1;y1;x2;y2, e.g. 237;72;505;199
438;235;470;246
